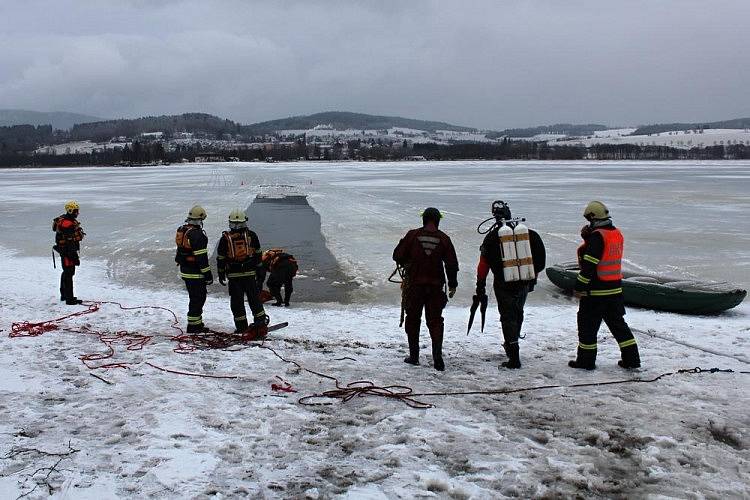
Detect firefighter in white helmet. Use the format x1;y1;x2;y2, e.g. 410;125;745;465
569;201;641;370
175;205;213;333
216;208;268;338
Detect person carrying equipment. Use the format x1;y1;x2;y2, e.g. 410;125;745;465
473;201;546;368
175;205;213;333
262;248;298;307
393;207;458;371
569;200;641;370
217;209;269;337
53;201;86;305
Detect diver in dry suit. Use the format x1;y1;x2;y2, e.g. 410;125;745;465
53;200;86;305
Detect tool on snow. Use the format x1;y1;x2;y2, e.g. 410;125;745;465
467;293;488;334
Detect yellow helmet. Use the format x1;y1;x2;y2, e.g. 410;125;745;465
64;200;80;214
583;200;609;220
228;208;248;223
187;205;207;220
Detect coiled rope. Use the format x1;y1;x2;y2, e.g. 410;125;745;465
9;302;749;409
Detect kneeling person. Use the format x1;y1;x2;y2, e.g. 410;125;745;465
263;249;298;307
217;209;268;337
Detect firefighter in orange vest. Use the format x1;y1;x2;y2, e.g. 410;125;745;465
53;201;85;305
217;209;268;337
175;205;213;333
569;201;641;370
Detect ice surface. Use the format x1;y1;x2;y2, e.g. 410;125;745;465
0;161;748;497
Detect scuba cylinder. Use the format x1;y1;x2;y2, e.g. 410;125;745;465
514;222;535;281
498;222;521;282
478;200;536;283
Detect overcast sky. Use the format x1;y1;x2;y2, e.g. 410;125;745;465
0;0;748;129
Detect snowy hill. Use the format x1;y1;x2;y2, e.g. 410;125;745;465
241;111;478;135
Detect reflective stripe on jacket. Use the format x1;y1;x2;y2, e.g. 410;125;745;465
593;228;623;282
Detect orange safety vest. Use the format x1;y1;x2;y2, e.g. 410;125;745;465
593;228;623;281
222;231;254;262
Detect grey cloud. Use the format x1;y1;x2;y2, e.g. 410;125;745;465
0;0;748;129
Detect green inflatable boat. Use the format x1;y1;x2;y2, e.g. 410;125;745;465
545;262;747;315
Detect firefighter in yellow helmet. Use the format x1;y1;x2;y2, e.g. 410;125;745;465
53;201;85;305
569;201;641;370
216;209;268;338
175;205;213;333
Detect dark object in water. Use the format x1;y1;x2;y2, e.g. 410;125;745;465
546;262;746;315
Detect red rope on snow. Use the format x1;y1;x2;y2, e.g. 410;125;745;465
145;361;239;379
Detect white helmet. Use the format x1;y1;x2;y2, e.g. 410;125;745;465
228;208;248;223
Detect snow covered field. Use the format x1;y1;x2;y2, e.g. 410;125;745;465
0;161;748;498
554;128;750;150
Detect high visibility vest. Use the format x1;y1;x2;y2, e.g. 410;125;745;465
593;228;624;281
223;231;254;262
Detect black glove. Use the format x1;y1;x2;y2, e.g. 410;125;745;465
204;271;214;285
218;274;226;286
256;266;266;287
476;280;486;297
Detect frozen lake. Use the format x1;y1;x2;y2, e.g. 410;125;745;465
0;160;748;304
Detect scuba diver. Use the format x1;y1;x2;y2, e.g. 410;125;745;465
471;201;546;368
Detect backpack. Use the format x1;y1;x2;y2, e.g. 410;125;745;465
223;231;254;262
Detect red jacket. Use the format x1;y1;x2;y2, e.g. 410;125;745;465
393;225;459;288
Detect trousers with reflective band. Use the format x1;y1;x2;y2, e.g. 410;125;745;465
593;228;623;281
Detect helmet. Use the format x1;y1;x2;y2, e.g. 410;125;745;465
491;200;511;221
187;205;207;220
64;200;80;214
228;208;248;223
583;200;609;220
422;207;443;225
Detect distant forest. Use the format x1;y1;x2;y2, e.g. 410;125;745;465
1;111;749;166
1;137;747;167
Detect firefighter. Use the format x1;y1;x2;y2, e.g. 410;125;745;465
175;205;213;333
393;207;458;371
569;201;641;370
217;209;268;337
262;249;298;307
475;201;546;368
53;201;85;305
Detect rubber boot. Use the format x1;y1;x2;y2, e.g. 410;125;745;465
618;343;641;369
186;323;208;333
568;347;597;370
432;335;445;371
404;330;420;365
283;289;292;307
501;342;521;369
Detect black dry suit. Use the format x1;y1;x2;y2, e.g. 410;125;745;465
175;223;212;332
216;227;267;332
477;224;546;367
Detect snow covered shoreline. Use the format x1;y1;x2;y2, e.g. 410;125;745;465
1;251;748;498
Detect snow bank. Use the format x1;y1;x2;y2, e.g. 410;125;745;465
1;250;748;498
